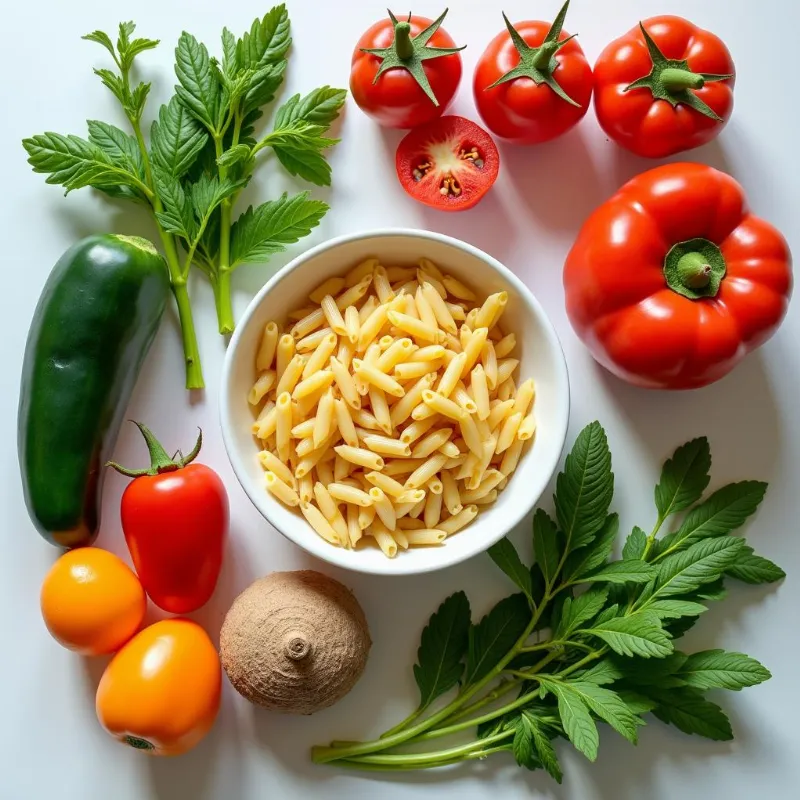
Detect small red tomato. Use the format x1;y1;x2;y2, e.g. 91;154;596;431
594;16;735;158
350;9;465;129
108;423;228;614
396;116;499;212
474;2;593;144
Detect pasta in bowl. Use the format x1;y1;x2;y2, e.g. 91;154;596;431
221;230;569;576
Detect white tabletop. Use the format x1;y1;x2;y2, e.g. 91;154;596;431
2;0;798;797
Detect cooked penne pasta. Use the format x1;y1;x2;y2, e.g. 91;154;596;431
347;504;362;548
358;503;377;529
296;327;334;353
312;389;336;448
377;337;415;372
439;440;461;458
368;386;392;434
316;457;334;488
496;412;523;454
386;265;416;282
437;351;467;397
276;334;295;380
369;522;397;558
459;413;483;457
481;341;498;390
309;276;346;304
265;472;300;507
451;382;478;415
258;450;295;488
334;444;385;471
494;332;516;359
368;487;396;531
424;490;443;529
406;453;448;489
328;482;374;507
390;373;435;427
438;505;478;534
518;413;536;441
336;274;373;310
411;428;453;459
475;291;508;330
497;358;520;385
249;370;276;405
297;473;314;504
422;390;466;422
321;294;348;336
292;369;334;402
513;379;535;416
351;407;383;431
443;274;476;301
357;304;389;352
256;322;280;371
399;416;438;445
291;307;325;340
421;282;458;334
405;529;448;546
471;364;491;420
463;327;489;373
387;310;440;343
353;359;405;397
345;258;379;287
300;502;341;545
500;437;524;476
333;398;359;448
373;265;395;303
361;433;411;457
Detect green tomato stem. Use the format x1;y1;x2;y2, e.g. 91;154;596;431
394;22;415;60
531;40;558;71
660;67;705;91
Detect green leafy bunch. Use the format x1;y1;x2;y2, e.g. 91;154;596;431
22;9;346;390
313;422;784;777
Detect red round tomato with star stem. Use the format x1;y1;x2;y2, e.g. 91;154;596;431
474;2;593;145
350;9;465;129
396;116;500;212
594;15;735;158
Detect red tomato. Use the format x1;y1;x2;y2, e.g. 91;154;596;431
396;116;500;212
350;10;464;129
564;163;792;389
109;424;228;613
474;3;593;144
594;16;735;158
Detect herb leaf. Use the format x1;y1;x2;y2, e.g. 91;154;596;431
150;96;209;178
539;678;599;761
726;545;786;584
579;659;625;686
575;559;657;586
275;86;348;128
622;526;648;560
153;167;196;240
556;587;608;639
532;509;562;587
174;32;221;132
239;5;292;70
488;539;533;602
555;421;614;553
413;591;471;710
676;650;771;691
565;681;640;743
649;688;733;740
525;712;562;783
583;611;673;658
647;600;708;620
230;192;328;266
563;513;618;581
652;536;745;599
465;594;530;685
655;437;711;520
659;482;767;555
511;712;540;771
87;120;143;176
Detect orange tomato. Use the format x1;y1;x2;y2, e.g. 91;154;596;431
40;547;146;655
96;619;221;756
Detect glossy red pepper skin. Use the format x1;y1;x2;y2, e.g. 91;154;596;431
594;16;735;158
564;163;793;390
121;464;228;613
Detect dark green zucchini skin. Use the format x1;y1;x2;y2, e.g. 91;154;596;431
19;235;170;548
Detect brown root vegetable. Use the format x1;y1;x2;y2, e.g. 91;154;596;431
219;570;371;714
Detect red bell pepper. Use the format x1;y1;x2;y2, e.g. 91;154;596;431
594;16;735;158
564;163;792;390
108;423;228;613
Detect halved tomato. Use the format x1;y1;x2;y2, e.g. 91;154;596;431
395;116;500;211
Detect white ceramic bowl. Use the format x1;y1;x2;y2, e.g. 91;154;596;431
221;230;569;576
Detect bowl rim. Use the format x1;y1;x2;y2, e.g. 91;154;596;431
220;227;570;576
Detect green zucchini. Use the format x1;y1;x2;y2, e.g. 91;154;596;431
19;235;170;548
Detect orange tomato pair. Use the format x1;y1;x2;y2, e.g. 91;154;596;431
40;548;221;755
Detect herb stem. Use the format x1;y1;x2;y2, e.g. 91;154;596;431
214;134;236;335
380;708;424;739
642;514;667;561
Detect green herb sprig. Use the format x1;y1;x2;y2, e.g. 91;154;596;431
313;422;784;778
23;9;346;389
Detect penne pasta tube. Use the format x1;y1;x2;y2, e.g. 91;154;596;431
265;472;300;507
399;415;438;444
256;322;279;371
347;504;362;548
344;305;360;345
248;370;276;405
333;398;359;448
443;274;477;301
302;332;338;380
313;389;336;448
386;265;416;282
414;285;439;332
351;407;383;431
258;451;296;488
496;412;523;454
329;482;374;507
487;399;515;432
474;490;498;506
499;437;525;476
291;307;325;341
421;282;458;334
292;369;334;401
411;402;437;421
438;505;478;534
336;274;373;310
275;354;307;396
497;358;520;385
494;332;516;359
481;341;498;390
462;327;489;373
387;310;440;343
445;301;466;321
321;294;348;336
471;364;491;420
300;502;342;546
276;334;295;380
405;529;448;546
315;457;334;487
309;276;346;304
424;490;443;529
365;470;406;498
334;453;353;482
437;351;467;397
334;444;385;471
345;257;379;287
357;304;389;352
353;359;405;397
368;386;393;434
418;257;444;280
518;413;536;441
409;496;427;518
425;475;443;495
295;327;335;352
368;487;397;531
412;344;446;362
390;373;435;427
513;379;536;416
275;392;292;462
405;453;448;489
451;382;478;415
373;265;395;303
395;359;442;380
459;413;484;457
422;390;467;422
369;522;397;558
297;473;314;504
377;337;415;372
439;440;461;458
361;433;411;457
411;428;453;459
358;503;377;529
475;291;508;330
417;269;447;298
469;440;496;490
358;295;378;324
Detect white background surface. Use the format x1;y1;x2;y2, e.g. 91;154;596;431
1;0;798;797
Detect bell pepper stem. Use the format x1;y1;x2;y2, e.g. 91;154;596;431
660;67;705;91
677;252;713;289
394;22;415;60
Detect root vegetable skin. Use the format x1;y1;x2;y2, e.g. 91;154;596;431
220;571;371;715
